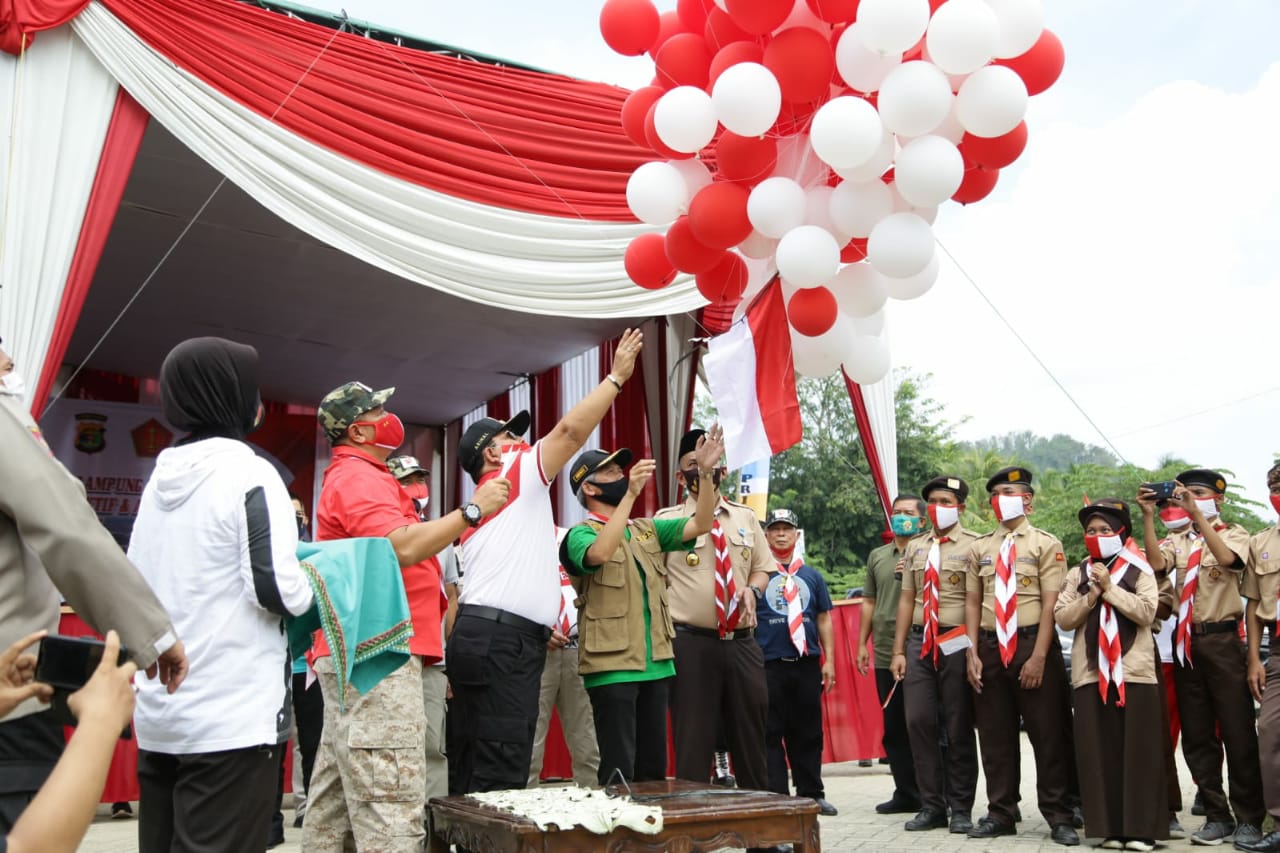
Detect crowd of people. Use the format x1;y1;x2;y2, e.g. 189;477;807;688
0;329;1277;853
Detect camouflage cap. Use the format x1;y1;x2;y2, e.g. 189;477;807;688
765;508;800;528
317;381;394;443
387;454;428;481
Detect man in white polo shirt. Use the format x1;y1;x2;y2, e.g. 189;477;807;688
450;329;642;793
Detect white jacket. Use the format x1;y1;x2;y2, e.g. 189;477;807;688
128;438;313;753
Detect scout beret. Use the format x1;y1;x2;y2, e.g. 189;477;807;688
1077;498;1133;536
922;475;969;503
678;428;706;461
1177;468;1227;494
985;466;1035;494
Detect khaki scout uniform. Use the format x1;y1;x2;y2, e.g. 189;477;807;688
900;526;981;817
1162;524;1263;827
965;517;1075;828
655;497;772;789
1245;529;1280;823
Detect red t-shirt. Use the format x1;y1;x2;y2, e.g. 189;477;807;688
312;445;443;662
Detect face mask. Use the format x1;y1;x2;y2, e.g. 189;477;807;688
1084;532;1125;561
497;441;531;456
991;493;1026;522
889;514;922;536
414;497;429;515
0;371;26;398
402;482;429;501
589;478;629;506
681;468;722;491
1159;506;1191;530
927;504;959;531
1194;497;1219;519
354;412;405;451
1270;494;1280;517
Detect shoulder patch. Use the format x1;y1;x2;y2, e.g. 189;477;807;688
1054;552;1065;562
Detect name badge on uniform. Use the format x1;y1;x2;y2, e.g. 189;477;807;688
686;552;700;566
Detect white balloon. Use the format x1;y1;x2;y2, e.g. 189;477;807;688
772;134;829;187
803;186;845;241
854;308;886;336
877;61;953;137
856;0;931;56
894;135;964;207
653;87;717;154
748;177;807;239
985;0;1045;59
931;97;967;143
867;212;935;278
835;24;901;93
883;253;941;300
712;62;782;137
738;230;780;260
926;0;1000;75
956;65;1028;137
670;158;713;196
792;314;856;378
776;225;841;288
832;262;888;317
842;334;892;383
835;128;895;182
890;184;941;222
626;161;689;225
809;96;884;170
829;179;895;238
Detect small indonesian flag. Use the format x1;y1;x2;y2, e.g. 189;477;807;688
938;625;971;656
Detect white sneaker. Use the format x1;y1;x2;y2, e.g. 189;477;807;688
1125;841;1154;852
1101;840;1124;850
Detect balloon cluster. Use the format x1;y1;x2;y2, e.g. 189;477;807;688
608;0;1063;383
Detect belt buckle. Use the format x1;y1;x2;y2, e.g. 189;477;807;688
721;630;734;641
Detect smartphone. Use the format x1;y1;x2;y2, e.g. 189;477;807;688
1142;481;1178;500
34;635;132;735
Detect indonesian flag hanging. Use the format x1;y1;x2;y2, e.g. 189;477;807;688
705;280;803;471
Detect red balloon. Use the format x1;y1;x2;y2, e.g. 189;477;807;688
696;252;749;303
621;86;664;149
788;287;838;336
961;121;1027;170
648;10;690;56
726;0;792;36
688;182;753;250
704;7;754;50
665;217;726;274
952;164;999;204
709;41;764;87
805;0;860;25
996;29;1065;97
714;132;778;185
764;28;836;104
655;32;713;89
625;233;678;290
677;0;714;33
643;103;694;159
841;238;868;263
600;0;661;57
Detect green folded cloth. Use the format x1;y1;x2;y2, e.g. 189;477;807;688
287;538;414;709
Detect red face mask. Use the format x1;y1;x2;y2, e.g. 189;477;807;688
401;483;429;501
1158;506;1191;530
353;412;405;451
1084;530;1125;561
497;441;531;455
1270;494;1280;516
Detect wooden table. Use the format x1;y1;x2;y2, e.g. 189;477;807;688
428;779;821;852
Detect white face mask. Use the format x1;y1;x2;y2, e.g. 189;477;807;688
0;371;26;398
1194;497;1219;519
1096;534;1124;558
928;504;960;531
992;493;1026;522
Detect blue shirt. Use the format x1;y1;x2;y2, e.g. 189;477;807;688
755;563;834;661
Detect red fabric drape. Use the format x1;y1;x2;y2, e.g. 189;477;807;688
821;601;887;762
31;88;149;416
0;0;88;53
485;394;510;423
598;339;654;517
93;0;650;220
842;369;892;526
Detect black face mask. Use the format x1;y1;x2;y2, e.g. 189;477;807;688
590;478;629;507
681;468;722;491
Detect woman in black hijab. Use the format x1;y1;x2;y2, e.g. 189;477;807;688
160;336;262;443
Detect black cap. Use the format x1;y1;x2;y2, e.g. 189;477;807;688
569;448;634;494
1177;468;1227;494
986;466;1034;494
677;428;705;462
922;475;969;503
765;508;800;528
1077;498;1133;536
457;410;531;482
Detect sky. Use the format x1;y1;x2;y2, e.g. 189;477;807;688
300;0;1280;508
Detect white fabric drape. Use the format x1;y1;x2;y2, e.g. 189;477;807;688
0;26;118;404
68;3;702;319
861;375;899;498
555;347;600;526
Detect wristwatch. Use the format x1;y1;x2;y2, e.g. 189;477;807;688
461;502;482;527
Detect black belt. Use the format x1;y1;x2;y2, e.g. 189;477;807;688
458;605;552;641
674;622;755;641
979;624;1039;640
771;655;819;664
1188;619;1238;636
910;624;960;636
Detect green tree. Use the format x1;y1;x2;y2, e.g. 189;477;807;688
963;431;1117;470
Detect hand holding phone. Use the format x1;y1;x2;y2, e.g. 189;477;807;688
35;633;131;732
67;631;137;737
1140;481;1178;501
0;630;54;718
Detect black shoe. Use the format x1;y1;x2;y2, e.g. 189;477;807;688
905;809;949;831
813;798;838;817
1192;790;1206;816
1072;805;1085;829
1192;821;1236;846
1235;829;1280;852
293;814;304;829
949;812;973;834
1014;805;1023;822
875;796;921;815
858;759;874;767
1051;824;1080;846
712;773;737;788
968;818;1016;839
111;802;134;820
266;831;285;850
1235;825;1265;847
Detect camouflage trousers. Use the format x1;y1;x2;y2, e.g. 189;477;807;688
302;655;427;852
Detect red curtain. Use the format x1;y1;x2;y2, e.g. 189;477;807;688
31;88;149;416
821;601;887;762
597;338;655;517
0;0;89;53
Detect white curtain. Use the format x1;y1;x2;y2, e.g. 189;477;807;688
0;26;119;403
68;3;703;320
861;375;899;498
555;346;600;526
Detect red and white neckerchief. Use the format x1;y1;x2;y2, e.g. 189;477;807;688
776;554;806;655
920;535;950;664
1096;539;1153;706
557;565;575;637
993;531;1018;667
1174;533;1204;666
711;519;740;638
